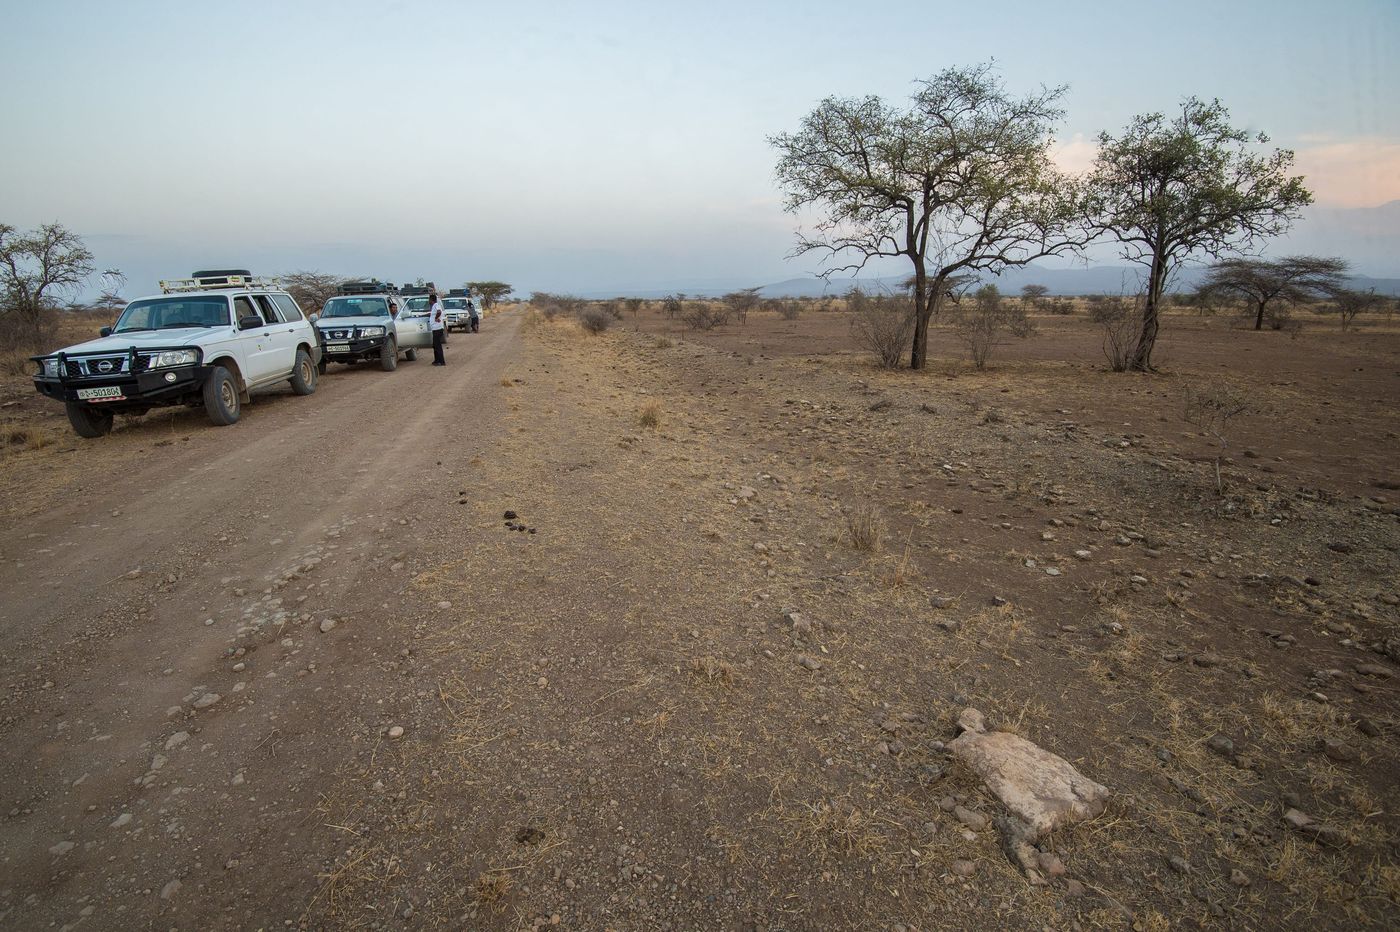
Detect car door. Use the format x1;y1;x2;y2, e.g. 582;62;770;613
394;306;432;349
234;295;281;384
256;294;299;376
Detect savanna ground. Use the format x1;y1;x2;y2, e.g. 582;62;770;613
0;299;1396;930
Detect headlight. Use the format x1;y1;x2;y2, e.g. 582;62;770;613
42;358;60;377
149;349;199;368
357;326;386;338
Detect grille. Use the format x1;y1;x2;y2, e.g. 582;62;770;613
326;329;350;340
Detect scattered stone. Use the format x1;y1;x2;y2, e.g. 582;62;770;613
503;510;518;520
797;654;821;671
160;879;182;900
1192;653;1222;669
387;725;405;739
110;813;132;829
956;708;987;735
1074;550;1092;561
1037;851;1067;878
164;731;190;751
1045;567;1062;577
949;708;1110;834
1355;663;1393;679
436;601;453;610
1229;869;1250;887
49;840;75;857
1168;855;1191;874
193;692;221;710
1321;737;1357;762
1206;734;1235;757
950;859;976;878
319;618;338;634
953;805;988;831
930;596;955;609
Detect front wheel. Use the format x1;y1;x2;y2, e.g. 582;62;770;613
203;366;241;426
290;349;317;395
65;402;113;438
379;338;397;371
404;347;417;362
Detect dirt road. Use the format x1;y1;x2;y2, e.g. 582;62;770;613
0;317;520;928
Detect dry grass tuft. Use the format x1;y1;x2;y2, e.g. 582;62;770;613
639;400;662;429
690;655;735;685
6;425;54;452
474;871;514;908
499;377;512;387
842;503;883;552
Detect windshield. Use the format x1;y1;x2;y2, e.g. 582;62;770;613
323;296;390;318
443;298;468;309
402;297;430;313
114;296;230;332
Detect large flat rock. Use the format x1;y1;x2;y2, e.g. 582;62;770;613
949;712;1109;835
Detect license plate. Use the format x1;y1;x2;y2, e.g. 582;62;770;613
78;386;124;401
326;343;350;352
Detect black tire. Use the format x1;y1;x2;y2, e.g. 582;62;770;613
379;338;397;371
289;349;317;395
203;366;241;426
405;347;417;362
65;402;113;438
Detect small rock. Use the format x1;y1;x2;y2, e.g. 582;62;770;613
110;813;132;829
1229;869;1250;887
164;731;190;751
1355;663;1393;679
49;840;75;857
436;601;453;610
1321;737;1357;762
1168;855;1191;874
953;805;988;831
319;618;337;634
930;596;955;609
950;859;976;878
1037;851;1067;877
1192;653;1222;669
193;692;221;709
1073;550;1092;561
1044;567;1062;577
797;654;821;671
1206;734;1234;757
387;725;405;739
160;879;182;900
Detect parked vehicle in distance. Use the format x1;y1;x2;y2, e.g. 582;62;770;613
443;289;478;332
316;281;432;373
31;270;322;438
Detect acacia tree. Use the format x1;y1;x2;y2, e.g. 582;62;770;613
0;222;96;339
1330;288;1384;330
1086;98;1312;370
279;270;345;316
1020;283;1049;308
771;64;1085;370
467;281;513;309
1201;256;1348;330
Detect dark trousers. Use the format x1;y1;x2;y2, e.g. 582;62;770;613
432;329;445;364
470;317;480;332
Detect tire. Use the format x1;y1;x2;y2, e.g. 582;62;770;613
289;349;317;395
65;402;113;438
379;338;397;371
405;347;417;362
203;366;241;426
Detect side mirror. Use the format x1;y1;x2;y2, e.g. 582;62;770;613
99;326;112;337
239;315;264;331
308;313;320;323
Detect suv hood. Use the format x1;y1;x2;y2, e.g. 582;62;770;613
46;328;232;356
317;316;392;329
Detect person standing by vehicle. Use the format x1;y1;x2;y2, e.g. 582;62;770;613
429;291;447;366
467;297;481;333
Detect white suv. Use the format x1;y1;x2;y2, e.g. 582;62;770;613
32;270;323;438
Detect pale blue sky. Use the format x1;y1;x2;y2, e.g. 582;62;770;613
3;0;1398;296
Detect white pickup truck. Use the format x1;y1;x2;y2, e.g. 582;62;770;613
31;271;322;438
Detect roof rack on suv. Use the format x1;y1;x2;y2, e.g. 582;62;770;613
446;288;471;298
399;283;436;297
159;271;281;293
338;280;399;296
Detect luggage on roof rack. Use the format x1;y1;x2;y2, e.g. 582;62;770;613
446;288;471;298
159;271;280;293
399;283;436;296
338;279;398;296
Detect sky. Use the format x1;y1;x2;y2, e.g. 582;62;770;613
2;0;1399;298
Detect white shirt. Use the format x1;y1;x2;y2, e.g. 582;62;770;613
428;300;445;331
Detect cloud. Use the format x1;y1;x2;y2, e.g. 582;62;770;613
1291;137;1400;209
1051;132;1097;175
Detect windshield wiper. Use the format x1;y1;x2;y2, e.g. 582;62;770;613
157;323;206;329
114;327;153;333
